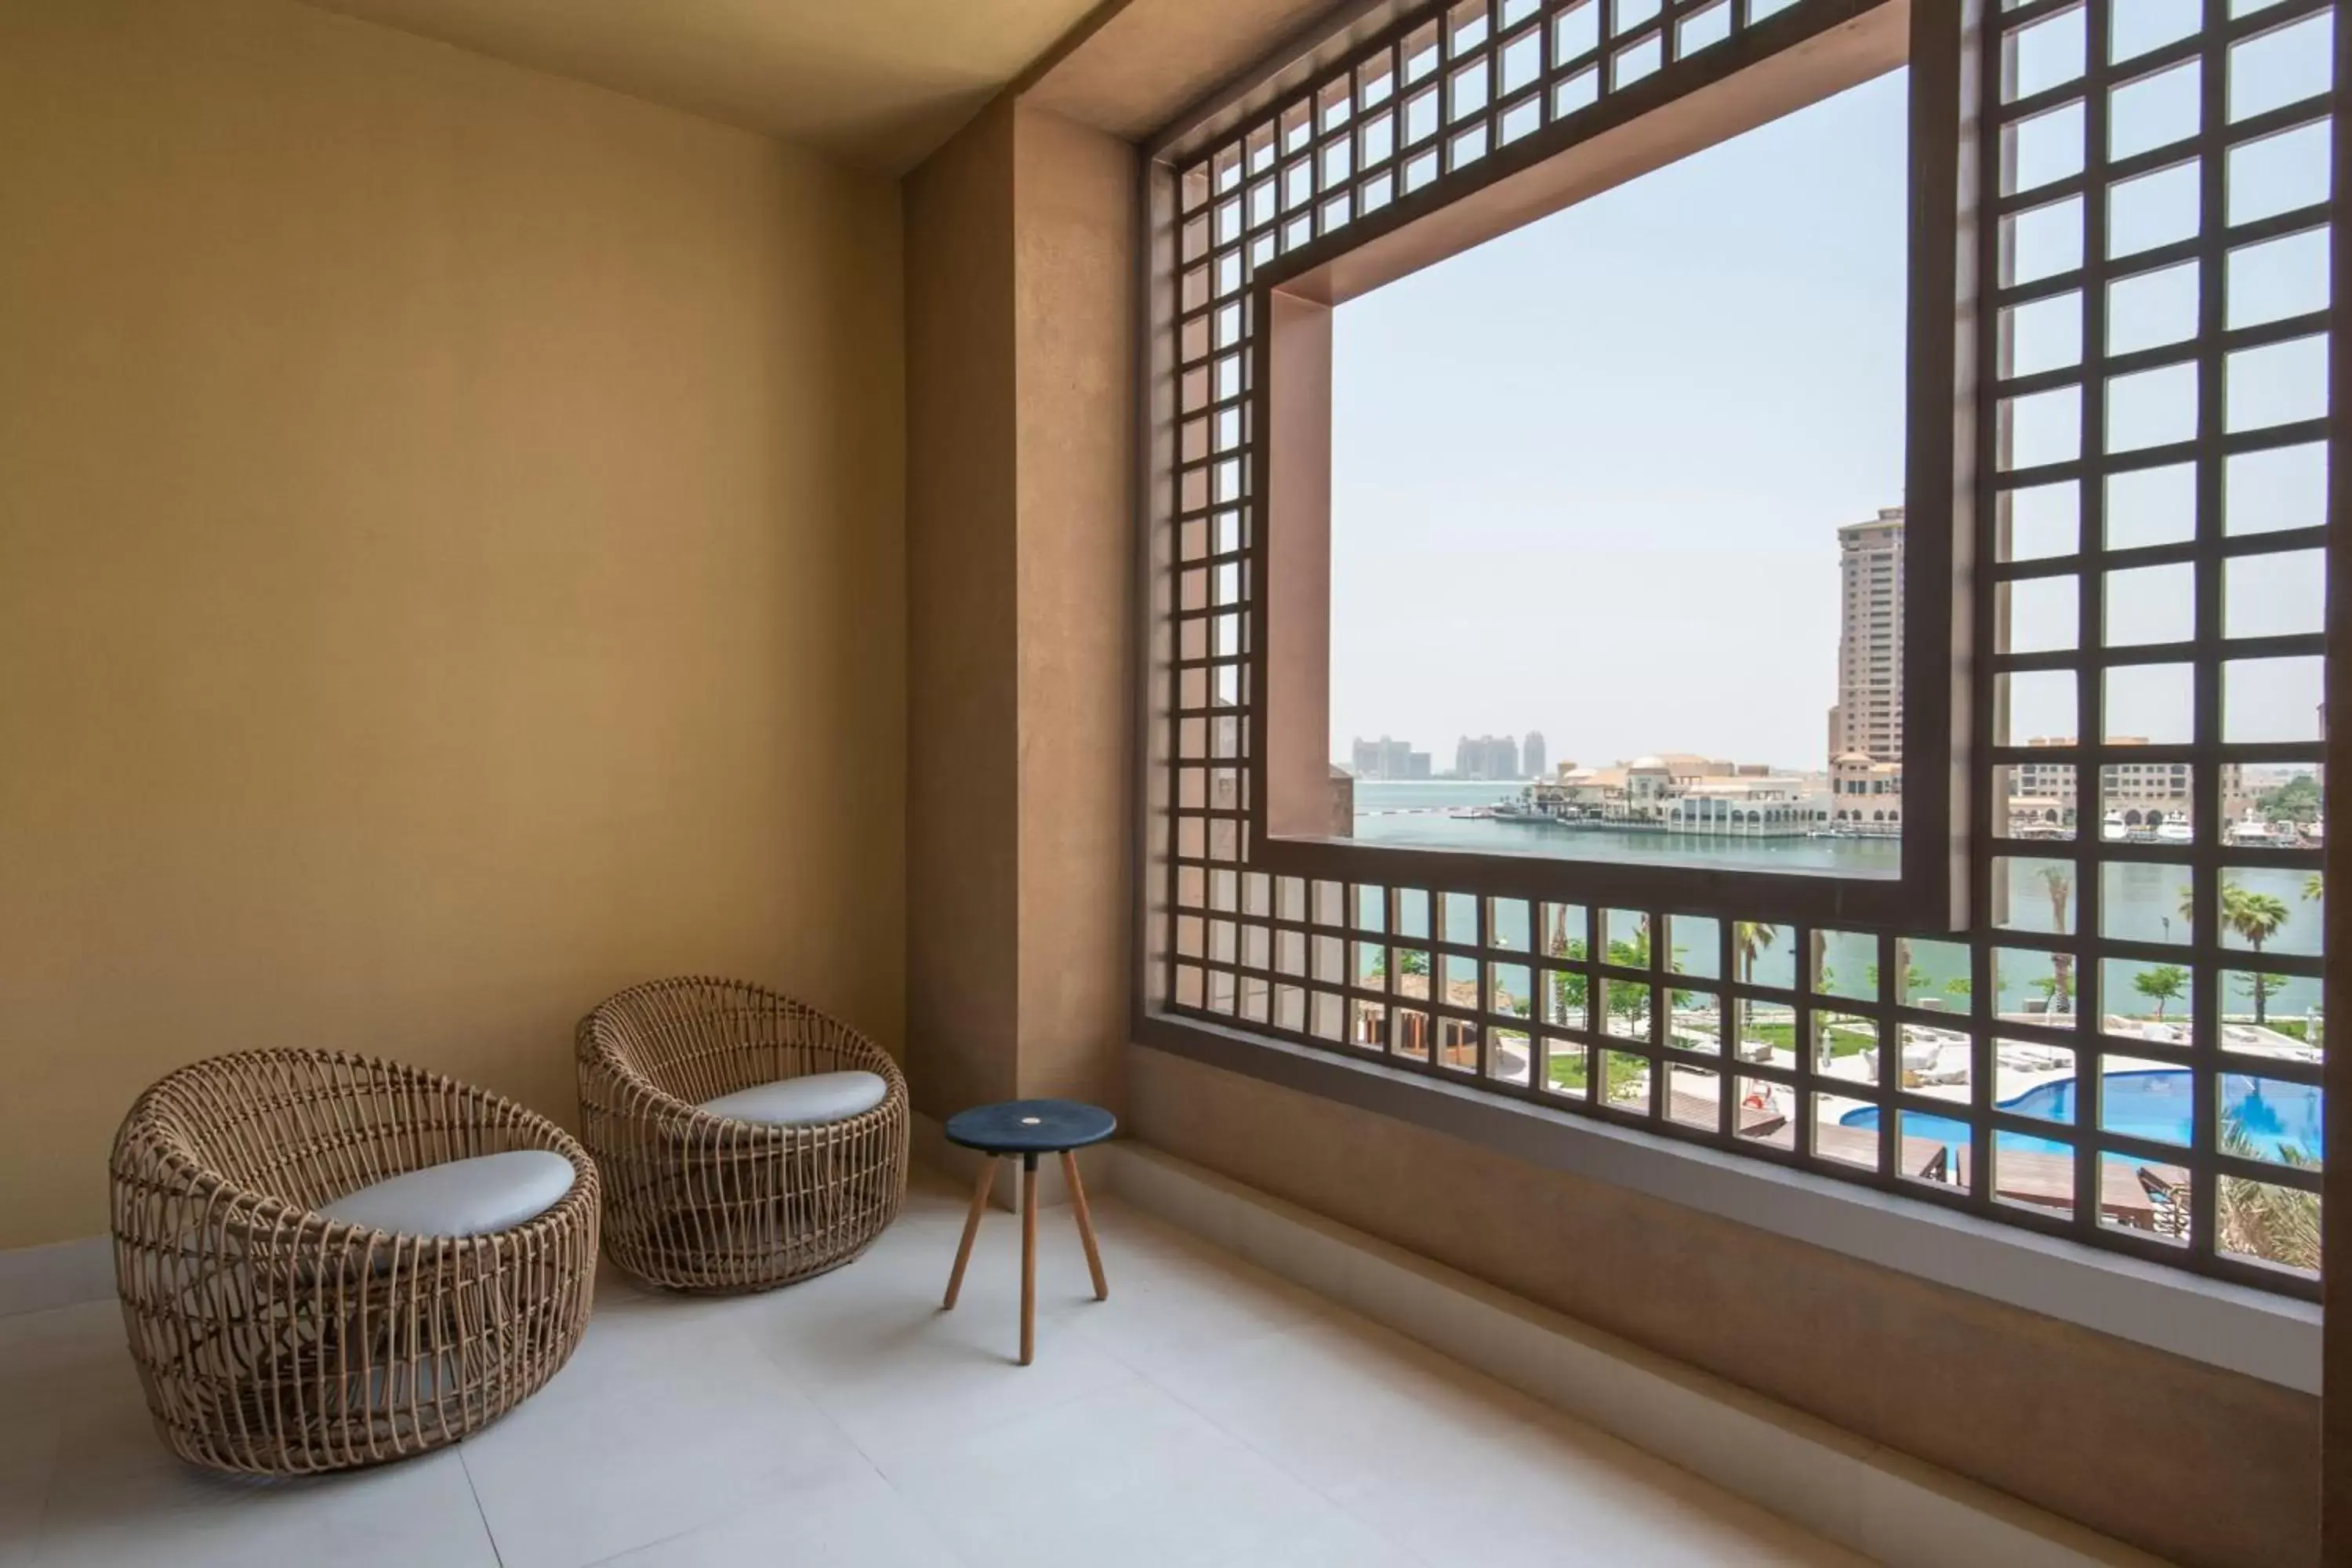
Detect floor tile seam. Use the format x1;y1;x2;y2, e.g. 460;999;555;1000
456;1446;509;1568
463;1331;888;1568
561;1452;939;1568
1117;1319;1396;1530
859;1465;1002;1568
23;1421;64;1568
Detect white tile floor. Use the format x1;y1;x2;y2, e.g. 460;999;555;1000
0;1174;1872;1568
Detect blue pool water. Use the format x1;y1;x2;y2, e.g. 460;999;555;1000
1839;1070;2324;1163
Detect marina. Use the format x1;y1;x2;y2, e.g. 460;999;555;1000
1349;779;2326;1020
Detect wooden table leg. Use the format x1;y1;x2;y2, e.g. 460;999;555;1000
942;1155;995;1311
1062;1149;1108;1301
1019;1153;1039;1366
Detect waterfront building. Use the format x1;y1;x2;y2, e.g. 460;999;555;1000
1625;757;1676;818
2007;735;2247;832
1664;775;1832;835
1535;763;1627;815
1526;753;1820;830
1830;750;1903;828
1523;731;1547;779
1831;507;1905;765
1655;753;1743;782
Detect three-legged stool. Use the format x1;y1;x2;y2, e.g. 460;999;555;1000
940;1099;1117;1365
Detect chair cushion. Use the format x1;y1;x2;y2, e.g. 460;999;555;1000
698;1070;888;1127
316;1150;576;1238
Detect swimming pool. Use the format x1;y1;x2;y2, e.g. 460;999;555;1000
1838;1070;2324;1163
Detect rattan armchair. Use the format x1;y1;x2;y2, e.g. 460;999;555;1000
110;1050;600;1475
578;977;909;1292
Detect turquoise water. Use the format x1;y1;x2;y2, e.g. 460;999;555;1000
1353;779;1898;875
1838;1070;2324;1162
1351;780;2324;1018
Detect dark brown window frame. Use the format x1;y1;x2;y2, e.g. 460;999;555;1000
1136;0;2339;1306
1246;0;1971;931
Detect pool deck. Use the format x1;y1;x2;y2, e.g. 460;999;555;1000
1675;1062;2168;1228
1806;1123;2163;1226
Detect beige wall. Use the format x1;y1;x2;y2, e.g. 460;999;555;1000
905;100;1022;1120
1130;1046;2318;1568
0;0;906;1250
1012;105;1135;1111
905;100;1134;1124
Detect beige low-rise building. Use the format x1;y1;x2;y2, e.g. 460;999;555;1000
1830;750;1904;827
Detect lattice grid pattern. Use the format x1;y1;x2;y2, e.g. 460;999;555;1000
1155;0;2334;1294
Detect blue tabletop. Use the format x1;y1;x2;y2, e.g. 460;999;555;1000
944;1099;1117;1155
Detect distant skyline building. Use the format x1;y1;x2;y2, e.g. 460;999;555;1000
1523;731;1547;780
1454;734;1522;780
1350;735;1432;780
1830;506;1904;764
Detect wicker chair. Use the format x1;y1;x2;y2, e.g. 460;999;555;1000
110;1050;600;1475
578;977;909;1293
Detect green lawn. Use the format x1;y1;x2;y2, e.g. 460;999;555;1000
1732;1019;1871;1057
1546;1051;1648;1098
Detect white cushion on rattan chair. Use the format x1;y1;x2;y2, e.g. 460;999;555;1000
317;1150;575;1237
698;1070;888;1127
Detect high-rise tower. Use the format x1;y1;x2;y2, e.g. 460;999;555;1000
1831;507;1904;763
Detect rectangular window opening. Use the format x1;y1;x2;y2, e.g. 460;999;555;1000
1245;1;1958;930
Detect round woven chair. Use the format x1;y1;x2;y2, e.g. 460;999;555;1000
577;977;909;1293
110;1050;600;1475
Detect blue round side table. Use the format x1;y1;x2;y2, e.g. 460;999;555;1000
940;1099;1116;1365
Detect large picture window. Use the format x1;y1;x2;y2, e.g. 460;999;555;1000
1326;71;1911;882
1246;0;1964;927
1144;0;2336;1298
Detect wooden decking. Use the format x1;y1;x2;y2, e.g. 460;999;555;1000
1802;1121;2167;1226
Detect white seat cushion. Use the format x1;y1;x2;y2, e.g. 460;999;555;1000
316;1150;576;1238
698;1070;888;1127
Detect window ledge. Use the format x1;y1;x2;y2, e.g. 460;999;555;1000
1134;1011;2321;1395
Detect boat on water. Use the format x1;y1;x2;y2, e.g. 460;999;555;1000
2225;811;2285;847
2154;818;2193;844
2100;811;2127;840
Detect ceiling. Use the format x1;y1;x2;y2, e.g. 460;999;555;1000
298;0;1109;172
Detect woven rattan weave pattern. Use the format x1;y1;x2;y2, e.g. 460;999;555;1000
110;1049;601;1475
578;976;909;1293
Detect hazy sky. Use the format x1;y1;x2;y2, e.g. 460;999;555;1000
1329;31;2332;772
1330;71;1908;772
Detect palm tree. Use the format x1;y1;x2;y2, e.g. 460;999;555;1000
2037;866;2073;1015
2220;884;2291;1022
2234;971;2293;1025
2132;964;2187;1022
1732;921;1775;1061
2219;1119;2320;1272
1546;908;1588;1024
2029;971;2074;1013
1867;960;1934;1000
2304;872;2324;904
